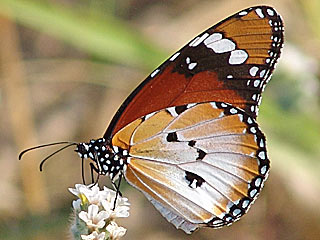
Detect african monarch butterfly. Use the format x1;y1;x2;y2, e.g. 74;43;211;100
20;5;284;234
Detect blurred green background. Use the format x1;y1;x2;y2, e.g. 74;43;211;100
0;0;320;239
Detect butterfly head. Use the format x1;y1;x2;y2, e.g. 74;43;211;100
76;138;127;179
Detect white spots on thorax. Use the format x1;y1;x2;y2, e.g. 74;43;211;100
229;50;248;65
249;66;259;77
255;8;264;18
113;146;119;153
189;32;209;47
227;75;233;79
119;159;124;166
186;57;190;64
83;144;89;151
103;165;108;171
89;152;94;159
169;52;180;61
150;69;160;78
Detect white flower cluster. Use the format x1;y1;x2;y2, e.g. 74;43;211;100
69;184;130;240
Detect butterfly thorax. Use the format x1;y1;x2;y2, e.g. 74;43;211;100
75;138;128;180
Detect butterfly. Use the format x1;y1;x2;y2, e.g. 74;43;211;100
20;5;284;234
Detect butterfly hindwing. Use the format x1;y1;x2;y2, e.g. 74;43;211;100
105;5;284;138
112;101;269;233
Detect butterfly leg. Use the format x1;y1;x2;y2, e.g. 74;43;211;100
81;157;86;185
89;162;100;187
112;173;123;210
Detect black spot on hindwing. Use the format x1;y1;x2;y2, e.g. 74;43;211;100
185;171;205;188
188;140;196;147
167;132;178;142
196;149;206;160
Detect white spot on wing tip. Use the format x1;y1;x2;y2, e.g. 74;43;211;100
255;8;264;18
267;8;274;16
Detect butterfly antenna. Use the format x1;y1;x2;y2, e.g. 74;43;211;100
19;141;76;160
39;143;77;171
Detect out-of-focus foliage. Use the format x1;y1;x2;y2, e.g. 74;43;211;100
0;0;319;239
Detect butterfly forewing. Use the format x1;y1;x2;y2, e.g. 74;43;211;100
105;5;284;137
112;101;269;233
